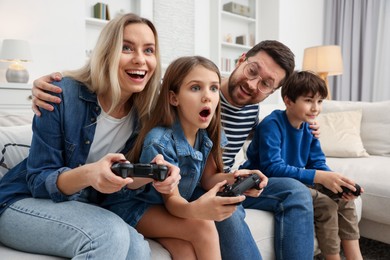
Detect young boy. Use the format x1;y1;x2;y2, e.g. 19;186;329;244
242;71;363;260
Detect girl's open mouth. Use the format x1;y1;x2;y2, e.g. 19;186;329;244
199;108;211;118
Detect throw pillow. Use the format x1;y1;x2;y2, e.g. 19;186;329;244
0;124;32;179
317;110;369;158
322;100;390;156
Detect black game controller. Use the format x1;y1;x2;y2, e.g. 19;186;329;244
111;161;168;181
217;174;261;199
338;183;362;198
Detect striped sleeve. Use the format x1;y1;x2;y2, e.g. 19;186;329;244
220;93;259;172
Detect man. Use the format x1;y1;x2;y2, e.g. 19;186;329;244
31;40;317;259
219;40;316;259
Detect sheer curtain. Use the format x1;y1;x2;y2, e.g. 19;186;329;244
324;0;390;101
373;1;390;101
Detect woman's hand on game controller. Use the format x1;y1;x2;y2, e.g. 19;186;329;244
57;153;132;195
232;169;268;197
152;154;181;194
88;153;134;193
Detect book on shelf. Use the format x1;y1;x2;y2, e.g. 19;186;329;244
223;2;251;17
221;57;232;72
106;4;110;20
93;2;110;20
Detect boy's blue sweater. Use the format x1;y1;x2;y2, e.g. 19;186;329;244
241;109;330;185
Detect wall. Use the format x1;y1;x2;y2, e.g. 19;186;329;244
194;0;211;58
146;0;209;72
0;0;84;83
0;0;325;93
0;0;135;84
258;0;325;104
153;1;194;70
278;0;325;70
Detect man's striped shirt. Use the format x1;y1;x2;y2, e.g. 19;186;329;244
220;92;260;172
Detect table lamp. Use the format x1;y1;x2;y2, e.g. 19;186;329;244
0;39;32;83
302;45;343;99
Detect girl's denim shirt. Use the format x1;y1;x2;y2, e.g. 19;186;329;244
0;77;138;215
131;120;227;204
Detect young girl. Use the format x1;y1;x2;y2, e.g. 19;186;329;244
105;56;267;259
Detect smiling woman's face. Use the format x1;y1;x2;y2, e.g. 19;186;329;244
118;23;157;97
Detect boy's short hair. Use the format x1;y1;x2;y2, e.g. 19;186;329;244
281;71;328;102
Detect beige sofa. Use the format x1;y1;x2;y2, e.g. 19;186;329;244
0;112;278;259
319;100;390;245
0;100;377;259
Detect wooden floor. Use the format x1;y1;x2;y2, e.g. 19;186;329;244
314;236;390;260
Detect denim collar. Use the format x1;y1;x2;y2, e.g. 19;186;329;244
171;120;212;160
77;83;98;104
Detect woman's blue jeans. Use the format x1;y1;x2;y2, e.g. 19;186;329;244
0;198;151;259
242;177;314;260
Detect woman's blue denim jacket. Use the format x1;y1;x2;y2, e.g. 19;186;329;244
0;77;138;215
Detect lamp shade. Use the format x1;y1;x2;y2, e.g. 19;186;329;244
0;39;32;62
302;45;343;76
0;39;33;83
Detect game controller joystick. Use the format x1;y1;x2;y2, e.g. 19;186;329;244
217;174;261;200
338;183;362;197
111;161;168;181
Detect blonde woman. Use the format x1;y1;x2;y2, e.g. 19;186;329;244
0;13;180;259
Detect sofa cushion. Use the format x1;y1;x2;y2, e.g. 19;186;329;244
327;156;390;225
322;100;390;156
0;242;65;260
0;125;32;178
245;209;275;259
317;110;369;157
0;112;33;127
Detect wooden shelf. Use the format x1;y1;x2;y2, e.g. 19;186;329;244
221;42;253;51
210;0;259;75
85;17;109;27
221;11;256;23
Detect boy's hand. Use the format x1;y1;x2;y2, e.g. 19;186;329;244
32;72;63;116
340;186;364;201
309;121;320;138
316;170;357;194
